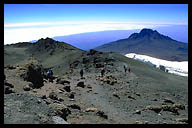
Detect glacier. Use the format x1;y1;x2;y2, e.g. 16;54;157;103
125;53;188;77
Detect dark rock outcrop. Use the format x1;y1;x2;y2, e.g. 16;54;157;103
96;110;108;119
77;81;85;88
23;63;44;88
4;80;15;94
63;85;71;92
67;104;81;110
49;92;58;100
49;103;71;121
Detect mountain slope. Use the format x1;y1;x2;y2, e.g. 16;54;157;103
95;28;188;61
4;38;86;75
4;37;188;124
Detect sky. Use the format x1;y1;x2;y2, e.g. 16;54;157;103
4;4;188;44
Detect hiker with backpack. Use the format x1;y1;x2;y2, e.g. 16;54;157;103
80;69;84;79
124;65;128;73
101;68;105;77
47;69;53;82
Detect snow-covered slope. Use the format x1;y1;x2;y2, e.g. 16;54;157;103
125;53;188;77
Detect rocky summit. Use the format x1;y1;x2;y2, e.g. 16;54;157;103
4;38;188;124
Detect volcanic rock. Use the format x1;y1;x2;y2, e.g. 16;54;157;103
146;105;162;113
68;93;75;99
77;81;85;88
161;105;179;114
128;95;136;100
113;92;120;99
63;85;71;92
96;110;108;119
49;92;58;100
176;118;188;123
85;107;98;112
49;103;71;120
67;104;81;110
172;104;185;110
4;86;15;94
22;63;44;88
4;80;14;88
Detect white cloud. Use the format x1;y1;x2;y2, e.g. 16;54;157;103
4;21;187;45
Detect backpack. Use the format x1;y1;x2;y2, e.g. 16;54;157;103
47;71;51;76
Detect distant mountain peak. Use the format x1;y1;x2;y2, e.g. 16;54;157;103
140;28;156;33
128;28;172;41
140;28;158;36
28;37;77;53
36;37;55;44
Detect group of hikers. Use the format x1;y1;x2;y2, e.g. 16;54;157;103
79;65;130;78
45;65;130;82
123;65;130;74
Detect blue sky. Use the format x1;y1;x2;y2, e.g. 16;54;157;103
4;4;188;44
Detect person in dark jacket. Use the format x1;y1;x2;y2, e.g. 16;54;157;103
80;69;84;78
124;65;128;73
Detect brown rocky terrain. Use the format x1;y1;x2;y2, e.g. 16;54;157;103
4;38;188;124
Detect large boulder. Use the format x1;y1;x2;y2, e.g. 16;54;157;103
4;80;15;94
146;105;162;113
77;81;85;88
49;103;71;120
23;63;44;88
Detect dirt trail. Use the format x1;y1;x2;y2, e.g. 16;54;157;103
66;71;138;123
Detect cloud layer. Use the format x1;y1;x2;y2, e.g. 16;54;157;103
4;21;187;45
